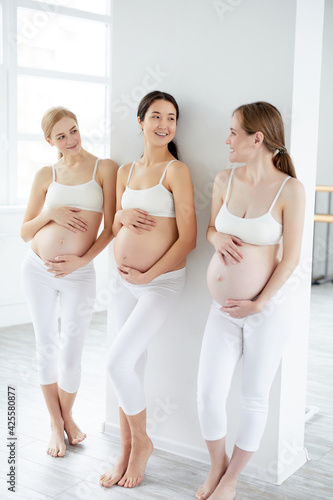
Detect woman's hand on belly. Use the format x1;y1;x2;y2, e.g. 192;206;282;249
117;264;151;285
116;209;156;234
220;298;261;319
44;254;84;278
212;232;244;264
47;206;89;232
114;218;178;273
207;243;279;310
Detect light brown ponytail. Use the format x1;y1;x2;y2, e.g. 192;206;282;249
234;102;296;178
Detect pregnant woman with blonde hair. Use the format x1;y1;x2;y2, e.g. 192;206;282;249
21;106;117;457
196;102;305;500
100;90;196;489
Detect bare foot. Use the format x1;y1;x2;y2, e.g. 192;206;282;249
99;452;130;488
47;421;66;457
207;477;236;500
196;455;230;500
118;435;154;488
63;416;86;445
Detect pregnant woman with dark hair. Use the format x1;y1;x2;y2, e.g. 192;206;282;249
100;91;197;489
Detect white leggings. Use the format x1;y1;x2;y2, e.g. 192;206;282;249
107;268;185;416
22;249;96;393
197;284;293;452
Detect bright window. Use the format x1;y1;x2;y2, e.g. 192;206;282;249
41;0;110;16
1;0;112;205
17;9;108;76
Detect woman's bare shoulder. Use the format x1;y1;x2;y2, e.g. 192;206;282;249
118;161;133;174
284;176;305;196
214;167;232;191
34;165;53;185
167;159;188;173
281;177;305;208
98;158;118;170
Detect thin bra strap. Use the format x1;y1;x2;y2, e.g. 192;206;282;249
126;161;136;186
92;158;99;180
51;163;56;181
268;176;290;212
159;159;177;184
224;168;234;204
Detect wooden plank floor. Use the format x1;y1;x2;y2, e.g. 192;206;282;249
0;283;332;499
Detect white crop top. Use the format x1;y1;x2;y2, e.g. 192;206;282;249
215;168;290;246
121;160;176;218
45;158;104;213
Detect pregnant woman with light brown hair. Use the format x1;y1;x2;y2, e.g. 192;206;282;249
196;102;305;500
100;90;197;489
21;106;117;457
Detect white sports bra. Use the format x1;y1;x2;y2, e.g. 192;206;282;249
121;160;177;218
45;158;104;213
215;168;290;246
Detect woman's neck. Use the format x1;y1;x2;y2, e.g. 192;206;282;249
59;148;88;168
141;142;173;168
243;151;277;184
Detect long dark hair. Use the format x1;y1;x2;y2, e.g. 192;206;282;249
234;101;296;178
137;90;179;160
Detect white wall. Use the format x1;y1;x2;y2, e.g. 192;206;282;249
313;0;333;279
105;0;315;479
0;208;29;326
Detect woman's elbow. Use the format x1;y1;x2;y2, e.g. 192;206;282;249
112;222;120;237
282;255;300;276
104;224;115;242
190;234;197;252
181;233;196;255
189;225;197;251
20;227;31;242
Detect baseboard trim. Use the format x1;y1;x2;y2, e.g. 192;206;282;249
0;302;31;327
103;421;210;464
103;421;309;484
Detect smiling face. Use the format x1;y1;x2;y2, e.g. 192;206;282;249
46;116;81;156
225;112;259;163
138;99;177;147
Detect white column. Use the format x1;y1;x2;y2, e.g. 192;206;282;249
241;0;325;484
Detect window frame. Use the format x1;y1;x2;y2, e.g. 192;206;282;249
1;0;112;207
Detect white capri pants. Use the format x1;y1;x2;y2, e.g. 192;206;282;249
107;268;185;416
22;249;96;393
197;283;294;452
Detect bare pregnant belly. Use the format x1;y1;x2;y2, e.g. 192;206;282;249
207;243;280;306
114;217;179;272
31;211;103;261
